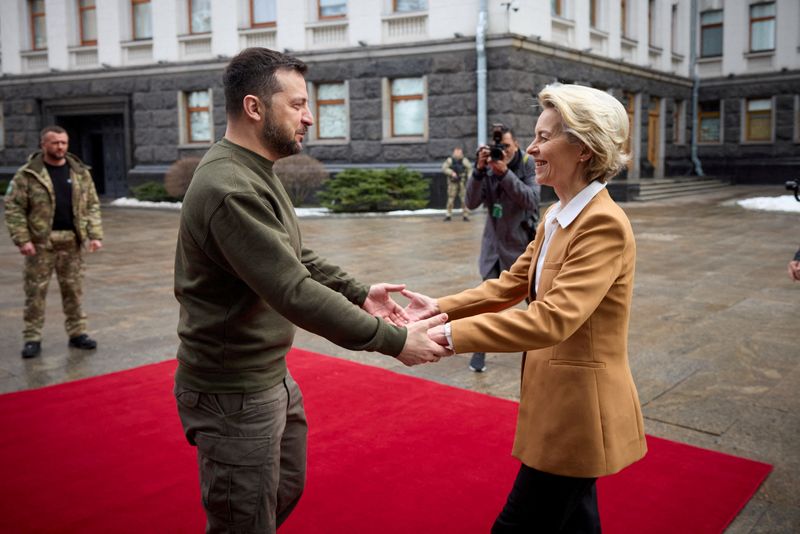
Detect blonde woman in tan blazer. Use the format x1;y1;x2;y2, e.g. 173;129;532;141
403;84;646;532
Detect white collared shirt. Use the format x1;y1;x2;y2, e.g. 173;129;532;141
535;180;606;295
443;180;606;351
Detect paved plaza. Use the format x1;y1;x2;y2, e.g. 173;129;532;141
0;185;797;532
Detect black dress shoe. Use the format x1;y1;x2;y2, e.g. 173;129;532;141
21;341;41;359
68;334;97;350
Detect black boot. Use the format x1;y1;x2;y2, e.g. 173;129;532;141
21;341;41;359
69;334;97;350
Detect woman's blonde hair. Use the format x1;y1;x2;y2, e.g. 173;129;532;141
537;83;630;182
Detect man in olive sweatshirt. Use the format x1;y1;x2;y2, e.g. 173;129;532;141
173;48;452;533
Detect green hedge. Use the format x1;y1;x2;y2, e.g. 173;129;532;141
131;181;178;203
318;167;428;213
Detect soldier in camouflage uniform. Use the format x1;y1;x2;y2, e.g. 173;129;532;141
441;146;473;221
4;126;104;358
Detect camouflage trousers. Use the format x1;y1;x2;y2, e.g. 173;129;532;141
446;180;468;217
23;230;87;341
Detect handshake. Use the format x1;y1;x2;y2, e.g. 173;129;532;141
361;283;454;367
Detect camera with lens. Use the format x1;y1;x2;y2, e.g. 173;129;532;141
786;178;800;202
489;123;509;161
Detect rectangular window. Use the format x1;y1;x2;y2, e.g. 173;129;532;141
698;100;721;143
251;0;276;27
589;0;598;28
620;0;628;38
185;90;212;143
132;0;152;39
749;2;775;52
30;0;47;50
551;0;562;17
673;99;685;144
671;4;678;54
390;78;425;137
394;0;426;12
700;10;723;58
190;0;212;34
316;83;347;139
79;0;97;46
745;98;772;142
648;0;655;47
319;0;347;19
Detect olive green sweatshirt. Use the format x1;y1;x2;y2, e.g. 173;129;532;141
174;138;407;393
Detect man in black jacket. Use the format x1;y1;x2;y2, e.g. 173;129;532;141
464;125;540;372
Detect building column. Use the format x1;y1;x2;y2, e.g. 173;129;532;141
211;0;238;57
44;0;69;70
0;0;24;74
152;0;179;61
97;0;122;66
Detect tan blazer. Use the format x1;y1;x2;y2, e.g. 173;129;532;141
438;188;646;478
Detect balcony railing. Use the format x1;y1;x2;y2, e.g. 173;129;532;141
239;27;277;50
69;46;98;69
382;12;427;42
178;34;212;59
306;20;348;49
20;50;48;73
122;40;153;65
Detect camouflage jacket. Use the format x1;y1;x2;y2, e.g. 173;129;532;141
4;151;103;247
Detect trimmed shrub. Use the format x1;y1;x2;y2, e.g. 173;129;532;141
318;167;428;213
131;181;174;202
273;154;328;207
164;157;201;200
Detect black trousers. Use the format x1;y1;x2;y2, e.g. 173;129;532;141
492;464;601;533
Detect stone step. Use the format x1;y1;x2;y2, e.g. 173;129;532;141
635;178;730;201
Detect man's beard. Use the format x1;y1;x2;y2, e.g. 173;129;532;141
261;114;303;159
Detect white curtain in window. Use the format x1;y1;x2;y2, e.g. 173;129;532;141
133;2;153;39
319;0;347;18
395;0;427;13
750;3;775;51
191;0;212;32
253;0;276;24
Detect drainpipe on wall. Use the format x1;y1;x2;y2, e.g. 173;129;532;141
476;0;488;148
689;0;705;176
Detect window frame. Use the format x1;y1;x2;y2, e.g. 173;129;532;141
670;3;678;55
313;81;349;142
389;78;425;139
30;0;47;50
648;0;655;47
78;0;98;46
743;97;773;144
250;0;277;28
318;0;347;20
699;9;723;58
673;99;686;145
697;100;722;144
131;0;152;40
748;2;775;53
589;0;598;28
181;90;214;145
189;0;212;35
620;0;629;38
393;0;426;13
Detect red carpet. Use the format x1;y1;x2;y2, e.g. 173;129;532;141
0;349;771;533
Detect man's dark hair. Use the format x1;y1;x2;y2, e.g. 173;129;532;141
40;125;67;142
223;48;307;117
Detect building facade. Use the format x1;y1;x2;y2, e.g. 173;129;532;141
0;0;797;200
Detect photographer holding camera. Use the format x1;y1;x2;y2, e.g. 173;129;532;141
464;124;540;372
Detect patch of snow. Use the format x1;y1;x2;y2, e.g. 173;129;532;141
109;198;453;218
736;195;800;214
